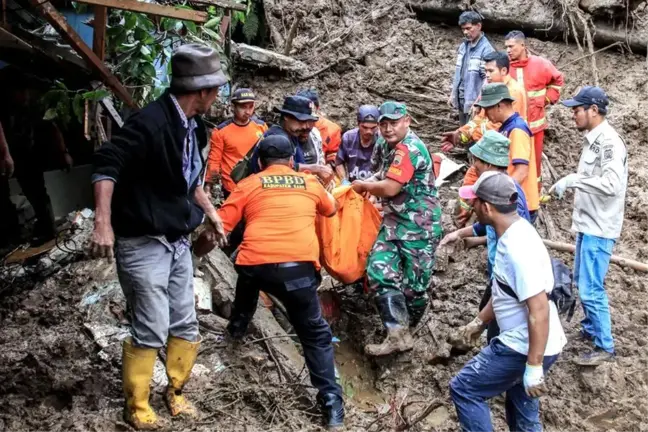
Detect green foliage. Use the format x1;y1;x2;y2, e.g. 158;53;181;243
106;7;228;106
39;81;111;128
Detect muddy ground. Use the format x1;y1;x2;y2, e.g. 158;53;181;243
1;0;648;430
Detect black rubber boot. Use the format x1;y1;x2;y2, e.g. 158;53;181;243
318;393;345;429
31;200;56;246
365;291;414;357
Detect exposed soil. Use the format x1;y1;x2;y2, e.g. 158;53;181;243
1;0;648;430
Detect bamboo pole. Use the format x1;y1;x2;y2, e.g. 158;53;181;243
543;239;648;272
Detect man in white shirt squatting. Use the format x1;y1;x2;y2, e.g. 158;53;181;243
450;171;567;432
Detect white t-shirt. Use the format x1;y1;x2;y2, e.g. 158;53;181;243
492;219;567;356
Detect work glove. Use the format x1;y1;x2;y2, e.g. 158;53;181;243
523;363;548;397
549;173;580;199
458;316;486;348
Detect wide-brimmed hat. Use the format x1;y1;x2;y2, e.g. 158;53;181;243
474;83;515;108
170;44;228;92
274;95;319;121
469;130;510;168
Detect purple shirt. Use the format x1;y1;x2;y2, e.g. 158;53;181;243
336;128;378;181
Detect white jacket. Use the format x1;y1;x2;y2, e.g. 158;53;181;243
571;120;628;239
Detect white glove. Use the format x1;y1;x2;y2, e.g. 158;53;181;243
523;363;547;397
549;173;579;199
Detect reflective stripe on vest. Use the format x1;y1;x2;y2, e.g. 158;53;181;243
516;68;524;87
548;85;562;90
529;117;546;129
527;89;547;98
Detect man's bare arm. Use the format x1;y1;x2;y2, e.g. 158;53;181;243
194;187;226;246
510;164;529;185
91;180;116;259
526;292;550;366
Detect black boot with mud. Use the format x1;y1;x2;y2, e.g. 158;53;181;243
365;291;414;357
318;393;345;430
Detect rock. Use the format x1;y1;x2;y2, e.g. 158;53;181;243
579;362;625;395
579;0;625;15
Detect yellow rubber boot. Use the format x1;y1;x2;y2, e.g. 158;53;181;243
165;336;200;417
122;338;161;430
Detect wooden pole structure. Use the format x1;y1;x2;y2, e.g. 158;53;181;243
73;0;208;22
29;0;136;108
92;6;107;61
543;239;648;273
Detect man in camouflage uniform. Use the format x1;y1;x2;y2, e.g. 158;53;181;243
351;101;442;356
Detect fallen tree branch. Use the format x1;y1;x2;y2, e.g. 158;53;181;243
542;239;648;272
409;3;647;54
558;42;623;68
283;11;304;56
396;400;445;431
243;333;298;345
300;37;392;80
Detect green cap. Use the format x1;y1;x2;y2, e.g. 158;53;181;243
474;83;515;108
378;101;408;121
469;130;511;168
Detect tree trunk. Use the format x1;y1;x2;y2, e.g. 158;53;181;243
409;2;647;55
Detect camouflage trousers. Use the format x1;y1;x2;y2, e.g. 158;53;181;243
366;227;438;312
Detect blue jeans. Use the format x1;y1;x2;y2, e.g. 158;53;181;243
574;233;615;353
450;339;559;432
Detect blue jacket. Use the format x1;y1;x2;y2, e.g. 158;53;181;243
451;34;494;114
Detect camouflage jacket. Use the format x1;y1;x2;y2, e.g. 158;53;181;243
375;130;442;241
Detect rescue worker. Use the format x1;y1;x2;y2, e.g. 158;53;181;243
247;95;332;182
205;88;267;198
298;89;342;167
506;30;564;191
449;11;494;125
335;105;381;182
220;135;345;429
440;131;531;341
476;83;540;222
550;86;627;366
450;172;566;432
442;50;528;227
0;85;71;246
442;51;528;150
91;44;227;430
351;101;442;356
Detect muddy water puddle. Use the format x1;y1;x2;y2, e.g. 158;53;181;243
334;339;386;411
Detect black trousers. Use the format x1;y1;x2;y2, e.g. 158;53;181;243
230;262;342;398
0;147;53;244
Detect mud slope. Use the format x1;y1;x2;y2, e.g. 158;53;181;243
245;0;648;430
0;0;647;430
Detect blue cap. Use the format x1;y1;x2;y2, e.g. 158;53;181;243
296;89;320;107
273;95;319;121
258;135;295;159
231;88;256;103
357;105;380;123
562;86;609;111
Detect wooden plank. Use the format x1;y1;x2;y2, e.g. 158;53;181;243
219;13;230;42
74;0;208;22
28;0;136;108
190;0;246;12
92;6;107;61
